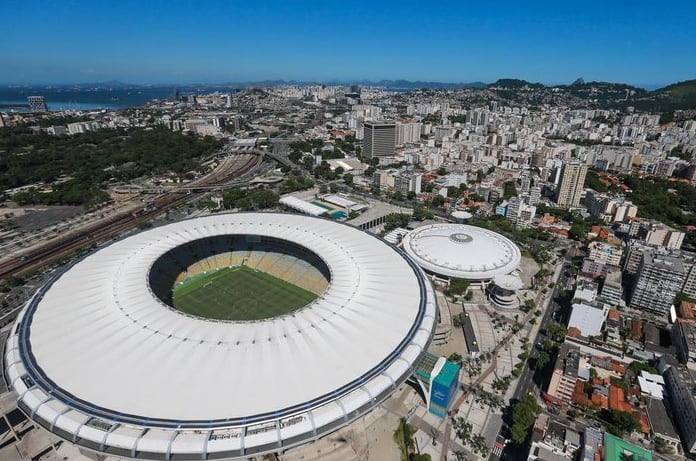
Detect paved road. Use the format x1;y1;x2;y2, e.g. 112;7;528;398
439;306;537;460
490;250;573;461
410;415;470;455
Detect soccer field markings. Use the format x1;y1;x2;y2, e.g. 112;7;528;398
172;265;318;321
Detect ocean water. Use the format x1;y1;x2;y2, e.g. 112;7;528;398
0;87;183;112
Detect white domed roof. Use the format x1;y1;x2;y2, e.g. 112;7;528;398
451;211;473;220
401;223;521;280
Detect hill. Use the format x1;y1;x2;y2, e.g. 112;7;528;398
488;78;545;89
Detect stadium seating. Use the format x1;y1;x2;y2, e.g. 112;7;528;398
149;235;331;302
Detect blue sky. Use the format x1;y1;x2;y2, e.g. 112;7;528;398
2;0;695;87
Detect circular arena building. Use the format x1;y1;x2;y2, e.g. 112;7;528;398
401;223;521;282
4;213;436;460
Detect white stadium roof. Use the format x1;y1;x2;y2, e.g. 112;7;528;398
401;223;521;280
5;213;436;460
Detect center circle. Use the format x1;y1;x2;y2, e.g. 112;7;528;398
148;234;331;321
449;233;473;244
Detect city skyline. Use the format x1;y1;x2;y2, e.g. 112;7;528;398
2;0;696;87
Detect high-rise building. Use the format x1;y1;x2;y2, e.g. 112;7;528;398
555;161;588;208
396;121;422;145
363;121;396;158
640;222;685;250
395;171;422;194
663;367;696;453
630;250;686;315
27;95;47;112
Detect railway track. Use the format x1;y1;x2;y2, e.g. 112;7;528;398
0;152;262;281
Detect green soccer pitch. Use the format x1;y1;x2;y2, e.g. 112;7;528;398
171;266;319;321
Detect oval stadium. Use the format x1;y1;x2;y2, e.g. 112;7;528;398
4;213;437;460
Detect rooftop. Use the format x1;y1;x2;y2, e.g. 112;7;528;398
646;397;679;440
6;212;437;458
603;433;652;461
401;223;521;280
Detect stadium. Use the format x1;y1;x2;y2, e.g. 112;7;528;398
401;223;522;282
4;213;437;460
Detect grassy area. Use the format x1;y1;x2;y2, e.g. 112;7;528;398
171;265;317;321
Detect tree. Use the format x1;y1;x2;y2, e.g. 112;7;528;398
675;291;694;308
536;351;550;369
343;173;354;185
412;205;433;220
448;352;463;364
568;222;589;241
431;194;445;208
319;184;329;194
437;166;447;175
411;455;432;461
445;278;470;296
503;181;518;200
511;394;541;444
546;322;567;343
384;213;411;231
584;170;609;192
599;409;640;436
302;156;314;171
393;417;416;461
628;360;658;375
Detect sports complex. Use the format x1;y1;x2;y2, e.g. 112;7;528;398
4;213;437;460
401;223;524;308
401;223;522;282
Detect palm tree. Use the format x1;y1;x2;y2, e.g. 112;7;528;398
393;417;415;461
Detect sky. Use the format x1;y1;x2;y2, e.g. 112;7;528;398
2;0;695;87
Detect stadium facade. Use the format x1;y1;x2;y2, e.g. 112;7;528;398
4;213;437;460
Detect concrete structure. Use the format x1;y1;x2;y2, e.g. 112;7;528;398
401;223;522;282
4;213;437;460
581;427;603;461
546;343;581;404
585;190;638;223
26;96;47;112
663;366;696;454
413;353;461;418
640;222;685;250
587;241;623;266
599;269;623;306
630;250;686;315
279;196;327;216
638;371;665;400
555;161;587;208
395;171;422;194
363;121;396;158
603;433;652;461
395;121;422;145
567;303;608;339
489;274;523;309
673;319;696;364
646;397;681;454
